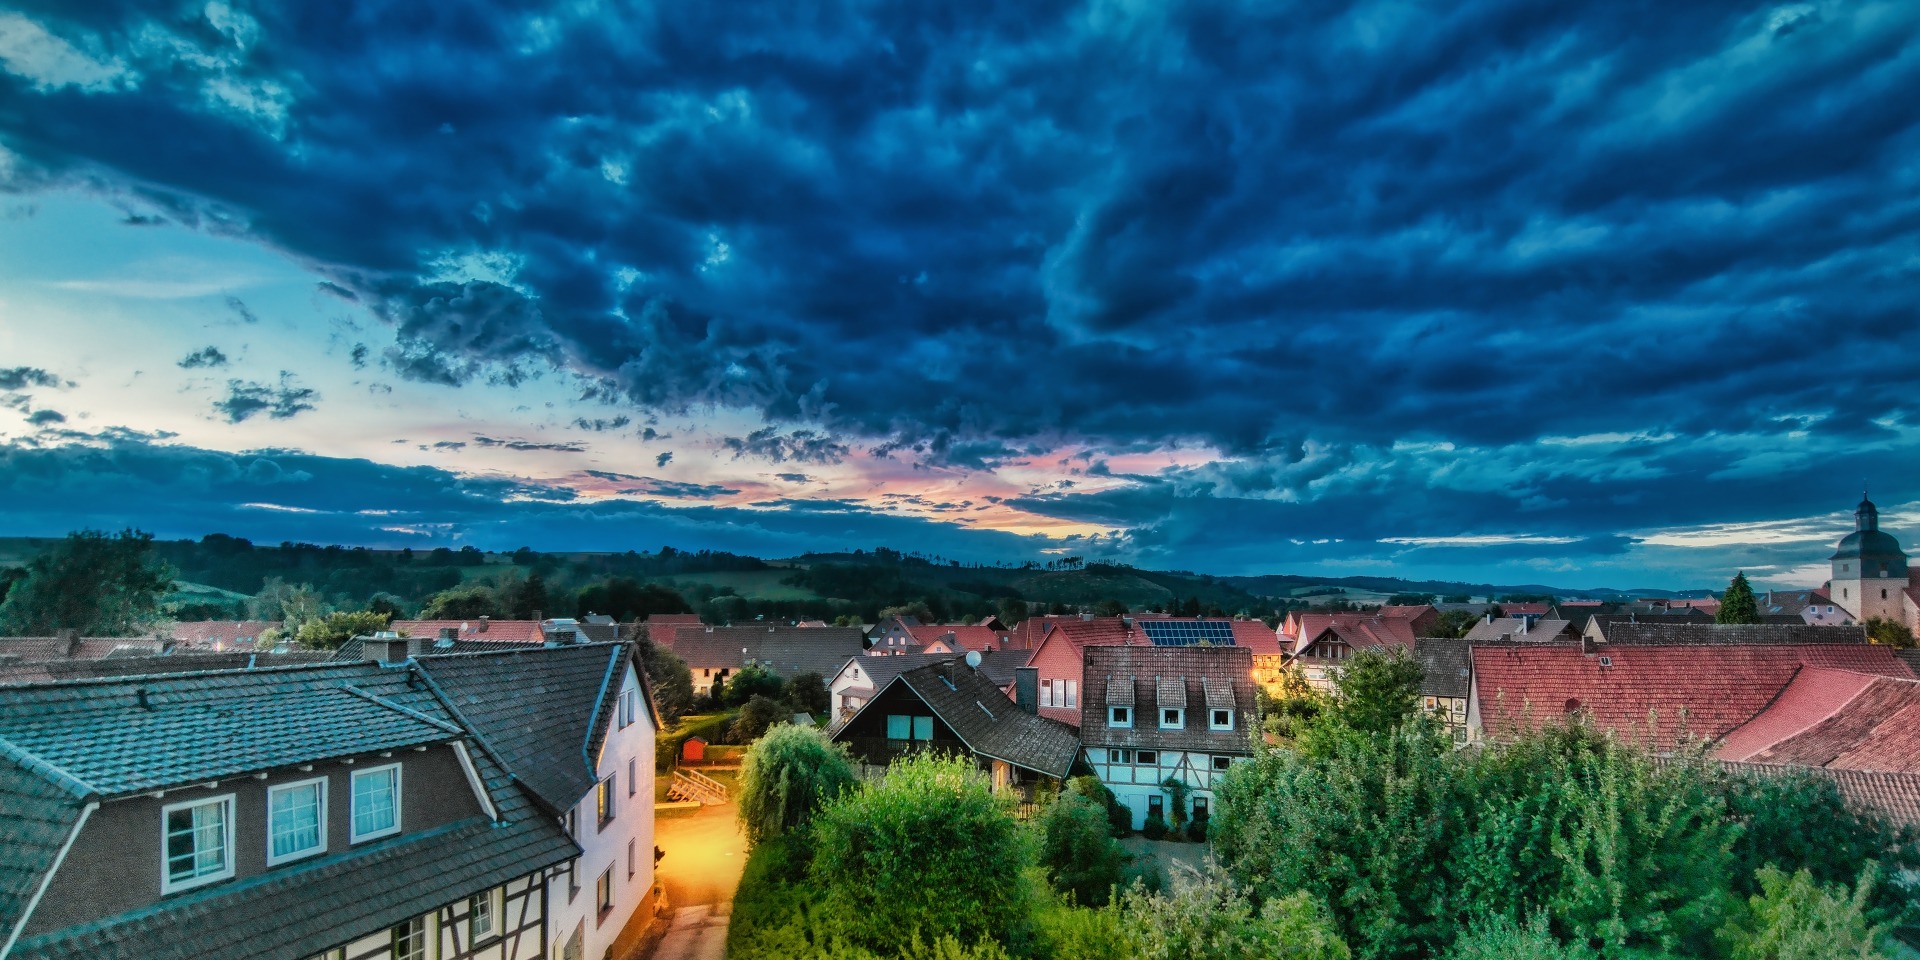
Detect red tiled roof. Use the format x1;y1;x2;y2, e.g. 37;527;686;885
164;621;283;647
1720;670;1920;772
1376;604;1436;620
904;624;1005;652
1473;643;1915;751
1049;618;1135;647
1227;620;1283;656
1720;761;1920;828
391;619;546;643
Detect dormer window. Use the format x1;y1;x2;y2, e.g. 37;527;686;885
267;777;328;866
162;794;235;893
1210;708;1234;731
1160;708;1183;729
351;764;402;843
1109;706;1131;727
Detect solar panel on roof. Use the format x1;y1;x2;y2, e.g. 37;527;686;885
1139;621;1236;647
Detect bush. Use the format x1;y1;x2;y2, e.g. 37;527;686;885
723;664;785;708
736;724;857;846
1038;791;1127;906
810;753;1035;953
1721;767;1919;922
1445;915;1600;960
1186;817;1208;843
729;694;787;743
783;671;830;714
1141;814;1169;841
1070;774;1132;837
1719;866;1891;960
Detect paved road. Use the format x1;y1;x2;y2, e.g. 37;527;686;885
647;804;747;960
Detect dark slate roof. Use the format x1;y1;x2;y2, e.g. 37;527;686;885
1589;621;1868;646
831;653;961;695
671;626;866;679
1080;646;1257;755
1;662;578;960
888;661;1081;778
415;644;633;813
330;634;542;662
40;651;336;680
0;664;461;796
1463;618;1571;643
0;638;167;686
0;739;88;951
1413;637;1473;699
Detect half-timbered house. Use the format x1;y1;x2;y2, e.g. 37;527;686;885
1080;645;1257;830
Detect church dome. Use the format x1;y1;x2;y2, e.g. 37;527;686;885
1829;494;1908;571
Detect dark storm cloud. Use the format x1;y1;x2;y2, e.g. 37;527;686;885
0;436;1045;561
573;415;632;432
212;373;317;423
0;367;65;391
471;435;586;453
4;0;1919;581
223;296;259;324
654;451;673;468
178;346;229;369
27;409;67;425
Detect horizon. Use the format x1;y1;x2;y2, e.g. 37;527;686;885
4;2;1919;591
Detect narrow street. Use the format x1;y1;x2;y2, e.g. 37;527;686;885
647;803;748;960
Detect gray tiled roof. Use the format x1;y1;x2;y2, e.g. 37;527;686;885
0;662;577;960
1719;760;1920;828
415;644;632;813
0;665;460;796
41;651;336;680
671;626;865;680
1081;646;1257;755
1463;618;1570;642
0;740;88;950
892;661;1081;778
1590;621;1867;646
1414;637;1473;699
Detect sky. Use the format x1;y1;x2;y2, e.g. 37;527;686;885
0;0;1916;591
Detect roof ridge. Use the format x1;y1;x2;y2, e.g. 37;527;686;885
0;733;97;799
0;659;365;690
337;684;464;735
406;664;564;821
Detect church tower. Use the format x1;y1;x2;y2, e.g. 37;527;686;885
1829;493;1909;623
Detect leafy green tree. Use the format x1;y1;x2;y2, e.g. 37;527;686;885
996;597;1029;628
1387;593;1438;607
639;643;696;721
730;694;787;743
1721;767;1918;919
0;529;175;636
1116;871;1352;960
724;664;786;708
782;672;829;715
1444;915;1600;960
1037;791;1126;906
878;601;935;623
1716;573;1761;625
574;577;691;621
295;610;393;650
736;723;856;845
1719;866;1890;960
1428;610;1483;639
249;576;325;629
810;753;1034;952
1322;647;1425;738
419;583;501;619
1862;617;1914;650
1093;598;1129;617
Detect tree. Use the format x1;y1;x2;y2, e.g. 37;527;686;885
295;610;393;650
575;577;691;621
249;576;325;629
782;672;829;715
1037;791;1126;906
730;694;789;744
1720;866;1890;960
1721;766;1919;916
1428;610;1483;639
1717;573;1761;625
997;597;1029;628
811;753;1035;952
1093;598;1130;617
1863;617;1915;650
641;644;696;721
1387;593;1438;607
0;529;175;636
1323;648;1425;737
878;601;935;623
736;723;857;846
723;665;786;708
419;584;500;619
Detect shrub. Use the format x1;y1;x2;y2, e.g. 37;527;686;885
810;753;1035;952
723;664;785;708
1719;866;1890;960
1186;817;1208;843
736;723;857;846
729;694;787;743
1070;774;1132;836
1120;872;1351;960
1142;814;1169;841
1038;791;1127;906
1445;915;1599;960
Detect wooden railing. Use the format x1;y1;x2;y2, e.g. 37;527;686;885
665;768;729;805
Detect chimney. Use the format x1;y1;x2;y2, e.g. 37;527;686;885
1014;667;1039;715
1581;634;1597;656
1484;613;1492;625
362;631;410;664
59;628;80;657
478;616;489;633
532;609;543;625
436;627;457;650
1518;618;1529;635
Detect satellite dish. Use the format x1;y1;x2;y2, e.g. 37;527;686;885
965;650;983;669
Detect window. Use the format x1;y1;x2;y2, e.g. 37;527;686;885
1147;795;1164;818
618;687;639;728
597;774;617;827
1212;755;1233;771
913;716;933;741
1109;706;1131;727
628;838;637;878
1108;748;1131;764
563;807;578;839
162;794;234;893
886;714;911;740
351;764;402;842
1040;678;1054;707
1192;796;1209;822
1210;709;1234;731
391;916;432;960
267;777;327;865
1160;708;1183;729
469;886;503;942
567;858;581;902
1136;750;1158;765
1064;680;1078;708
596;866;615;919
628;758;637;796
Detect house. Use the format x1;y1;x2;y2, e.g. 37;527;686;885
902;624;1010;654
0;660;576;960
1021;618;1135;727
391;618;548;644
159;620;284;650
830;660;1080;796
1463;616;1572;643
32;649;336;682
0;632;168;685
418;644;658;960
1718;761;1920;829
868;615;923;651
1715;668;1920;772
1825;494;1920;640
1289;618;1417;690
1375;604;1441;636
1469;640;1915;751
638;614;704;645
827;653;961;724
1080;645;1256;830
1412;637;1473;744
1284;612;1419;653
669;626;865;696
1495;603;1552;618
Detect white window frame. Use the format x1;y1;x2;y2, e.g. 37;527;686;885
627;757;637;796
596;865;615;919
1064;680;1077;708
1109;706;1131;728
468;885;505;942
597;774;617;828
391;914;436;960
266;776;329;866
161;793;236;894
1210;708;1234;731
1211;755;1233;771
628;838;637;879
618;687;639;728
1040;678;1054;708
350;763;403;844
1161;708;1183;729
1107;748;1131;764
